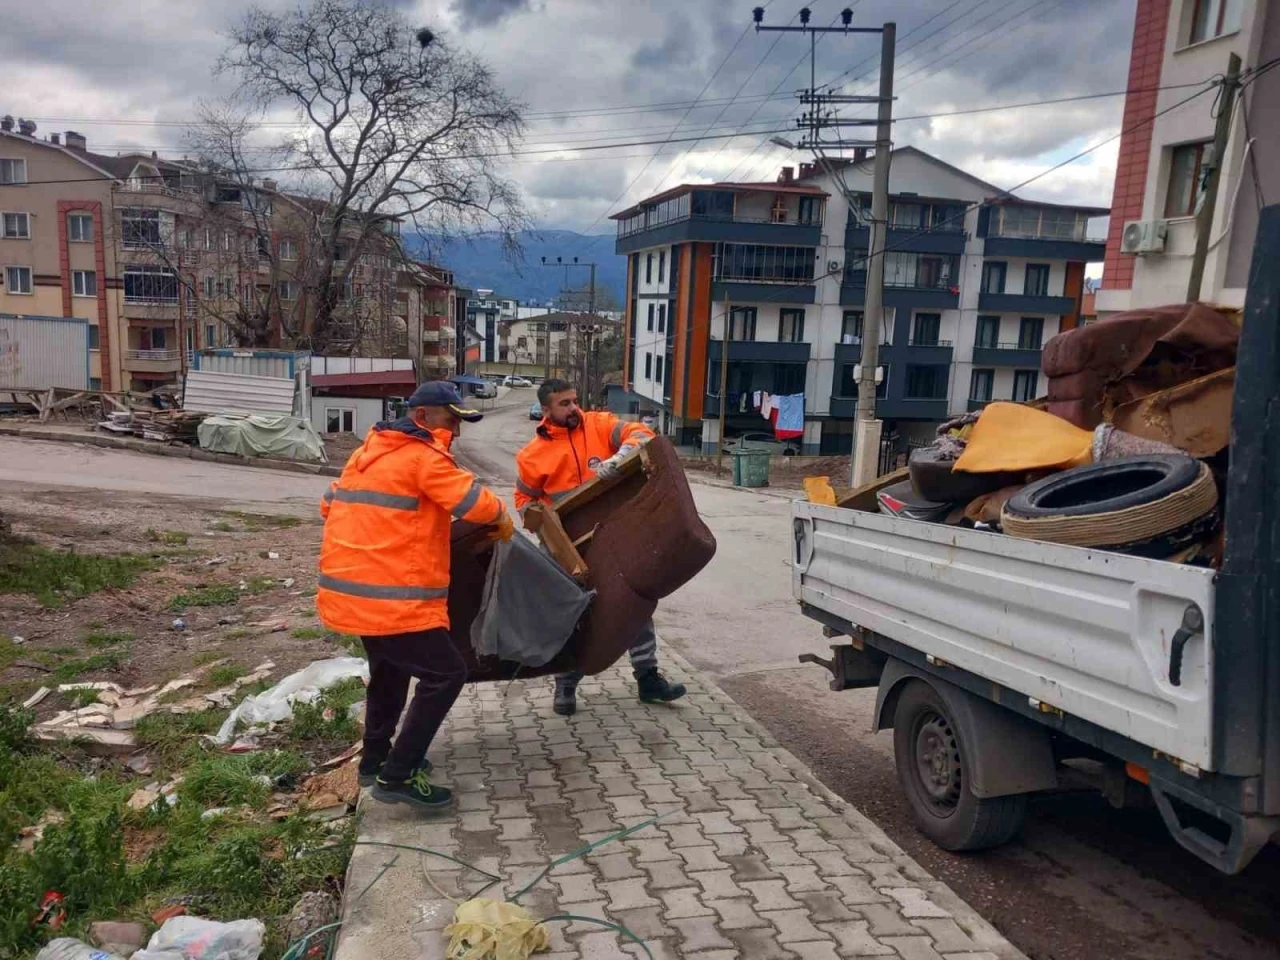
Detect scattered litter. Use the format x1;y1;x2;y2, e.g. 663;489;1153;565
214;657;369;744
157;674;201;697
34;939;124;960
281;577;295;588
227;735;262;753
15;810;65;853
89;921;149;956
134;916;265;960
128;787;161;812
112;703;159;730
126;754;154;776
302;761;359;808
11;636;26;645
217;614;243;625
58;681;124;694
201;807;233;820
285;891;338;945
23;686;51;709
160;776;183;797
31;726;136;756
32;891;67;932
444;899;549;960
171;618;187;631
249;619;289;633
204;556;230;567
267;552;280;560
321;742;362;768
124;684;159;698
150;904;187;926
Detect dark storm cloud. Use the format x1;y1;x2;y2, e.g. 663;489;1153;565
449;0;532;28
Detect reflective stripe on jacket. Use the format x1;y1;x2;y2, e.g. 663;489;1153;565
317;416;504;637
514;411;654;512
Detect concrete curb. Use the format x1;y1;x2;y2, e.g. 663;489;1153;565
660;645;1029;960
0;423;343;477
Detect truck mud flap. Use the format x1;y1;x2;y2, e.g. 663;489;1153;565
1149;776;1280;874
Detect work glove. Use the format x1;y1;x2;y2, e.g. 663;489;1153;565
487;510;515;542
595;443;638;480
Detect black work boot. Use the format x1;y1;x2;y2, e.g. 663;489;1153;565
372;768;453;811
553;675;579;716
636;667;687;704
359;750;429;787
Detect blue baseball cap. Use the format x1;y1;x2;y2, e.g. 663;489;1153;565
406;380;484;422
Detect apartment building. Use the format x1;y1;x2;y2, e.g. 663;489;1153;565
0;119;415;394
399;261;458;379
613;146;1106;453
465;290;518;364
1097;0;1278;313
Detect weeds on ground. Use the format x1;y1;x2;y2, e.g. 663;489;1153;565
145;528;190;546
288;678;365;742
335;634;365;658
224;511;303;531
180;750;309;808
290;627;327;640
84;630;133;648
68;689;101;709
133;711;229;767
208;664;247;686
52;651;127;683
193;651;226;666
209;521;237;533
0;541;157;607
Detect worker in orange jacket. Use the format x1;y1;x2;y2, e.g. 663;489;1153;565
318;380;513;812
515;378;686;716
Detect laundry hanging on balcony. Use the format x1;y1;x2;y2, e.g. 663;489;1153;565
772;393;805;440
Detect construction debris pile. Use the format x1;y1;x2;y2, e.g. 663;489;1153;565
818;302;1239;565
97;409;206;444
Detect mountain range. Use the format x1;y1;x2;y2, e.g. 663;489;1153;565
412;229;627;307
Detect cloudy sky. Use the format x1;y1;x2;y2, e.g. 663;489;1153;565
4;0;1143;237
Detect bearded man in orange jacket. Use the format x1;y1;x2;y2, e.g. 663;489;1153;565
318;380;512;812
515;378;686;716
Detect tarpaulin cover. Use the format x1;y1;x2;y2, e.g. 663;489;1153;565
954;402;1093;474
197;415;327;463
470;533;595;667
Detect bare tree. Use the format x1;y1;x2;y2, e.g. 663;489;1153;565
218;0;528;353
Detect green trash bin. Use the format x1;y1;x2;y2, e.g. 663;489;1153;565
733;449;771;488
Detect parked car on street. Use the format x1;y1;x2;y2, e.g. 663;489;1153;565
503;375;533;388
722;431;799;457
528;401;543;421
471;381;498;399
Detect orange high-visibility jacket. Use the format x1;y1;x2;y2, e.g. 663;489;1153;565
317;418;504;637
514;411;654;512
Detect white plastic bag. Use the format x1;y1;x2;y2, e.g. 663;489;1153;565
133;917;265;960
214;657;368;744
35;940;125;960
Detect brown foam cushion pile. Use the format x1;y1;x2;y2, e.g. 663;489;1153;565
447;436;717;682
1042;302;1239;428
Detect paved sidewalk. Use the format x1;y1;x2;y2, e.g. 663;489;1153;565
337;652;1024;960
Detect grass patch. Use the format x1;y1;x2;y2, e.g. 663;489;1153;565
170;584;240;609
287;678;365;742
209;521;237;533
335;634;365;658
192;651;225;667
290;627;327;641
84;630;133;649
145;528;190;547
68;689;100;709
224;628;253;641
133;710;228;766
51;651;126;683
180;750;309;809
208;664;246;686
225;511;303;530
0;542;157;608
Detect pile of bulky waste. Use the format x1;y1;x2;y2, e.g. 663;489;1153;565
811;302;1239;565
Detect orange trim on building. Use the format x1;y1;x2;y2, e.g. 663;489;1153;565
57;200;111;390
671;245;691;418
686;244;714;422
1061;262;1086;331
1102;0;1171;291
623;253;635;392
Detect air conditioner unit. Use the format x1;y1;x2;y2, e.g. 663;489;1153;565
1121;219;1168;255
826;259;841;273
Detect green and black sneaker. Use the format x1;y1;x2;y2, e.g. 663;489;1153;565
372;767;453;811
359;754;430;788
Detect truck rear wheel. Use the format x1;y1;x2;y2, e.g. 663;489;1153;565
892;680;1027;851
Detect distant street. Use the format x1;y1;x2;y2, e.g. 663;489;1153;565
1;423;1277;960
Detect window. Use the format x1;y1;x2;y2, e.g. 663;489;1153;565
981;261;1007;294
879;251;956;289
1024;264;1050;298
121;209;161;248
841;310;863;343
905;365;948;399
205;324;216;348
714;243;815;283
655;355;664;384
223;278;236;298
798;196;819;224
911;313;941;346
68;213;94;243
87;325;100;350
1012;370;1039;402
89;377;102;391
72;270;96;297
203;228;214;251
279;280;299;301
645;253;653;284
975;315;1000;349
203;276;216;299
970;369;994;402
123;266;178;303
779;309;805;343
326;408;356;433
243;283;255;307
1165;141;1212;218
644;352;653;379
5;266;32;294
728;306;757;341
647;302;655;332
222;231;234;252
891;202;925;228
657;303;666;334
139;326;168;350
1018;317;1044;350
2;213;30;239
334;243;349;263
0;159;26;185
280;239;298;261
1190;0;1241;44
256;234;270;259
658;251;666;284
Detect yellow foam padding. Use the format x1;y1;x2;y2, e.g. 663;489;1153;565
444;899;550;960
803;476;838;506
953;402;1094;474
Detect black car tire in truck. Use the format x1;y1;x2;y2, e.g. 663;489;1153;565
892;680;1028;851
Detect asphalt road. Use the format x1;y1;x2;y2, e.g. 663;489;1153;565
454;400;1280;960
4;415;1279;960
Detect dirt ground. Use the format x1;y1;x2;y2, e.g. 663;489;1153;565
0;487;347;716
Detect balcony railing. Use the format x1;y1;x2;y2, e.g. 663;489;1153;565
907;338;954;347
975;340;1041;351
126;349;181;361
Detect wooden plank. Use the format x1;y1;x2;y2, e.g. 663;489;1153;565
38;387;55;422
524;503;588;582
31;724;137;757
571;527;597;550
835;466;909;513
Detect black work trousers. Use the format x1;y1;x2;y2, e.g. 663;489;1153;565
362;628;467;782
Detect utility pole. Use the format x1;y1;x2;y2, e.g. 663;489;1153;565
1187;54;1242;302
753;7;894;485
716;293;730;478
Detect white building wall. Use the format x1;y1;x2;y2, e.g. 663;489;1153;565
312;395;384;437
631;243;673;407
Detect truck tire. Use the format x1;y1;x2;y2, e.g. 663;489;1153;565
892;680;1027;851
